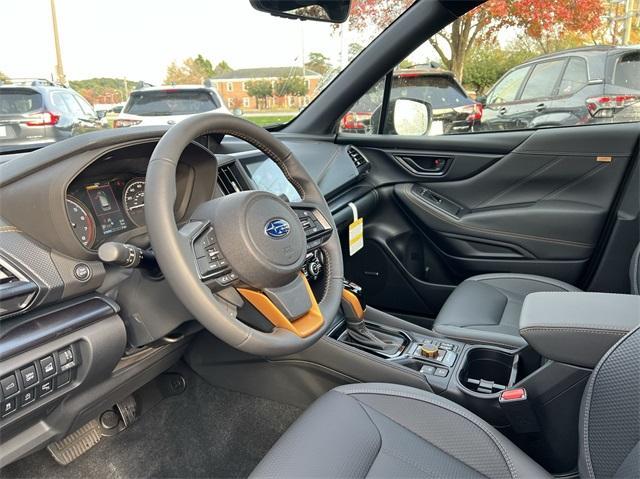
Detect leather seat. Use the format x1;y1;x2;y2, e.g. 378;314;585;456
433;243;640;348
252;327;640;478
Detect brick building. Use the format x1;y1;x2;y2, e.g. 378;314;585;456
213;67;322;111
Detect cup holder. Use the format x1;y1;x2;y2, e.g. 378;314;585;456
458;347;518;395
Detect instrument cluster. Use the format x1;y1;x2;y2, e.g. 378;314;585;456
66;175;146;249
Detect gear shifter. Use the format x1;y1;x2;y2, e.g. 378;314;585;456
342;281;399;353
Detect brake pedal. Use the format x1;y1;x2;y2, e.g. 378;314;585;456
47;419;103;465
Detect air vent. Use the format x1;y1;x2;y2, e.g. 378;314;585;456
0;257;38;318
217;162;249;195
347;146;369;170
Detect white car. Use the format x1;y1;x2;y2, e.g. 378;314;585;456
114;84;229;128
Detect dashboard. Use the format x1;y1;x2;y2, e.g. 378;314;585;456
0;127;372;467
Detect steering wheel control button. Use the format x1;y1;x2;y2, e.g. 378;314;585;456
218;272;238;286
40;356;56;378
20;365;38;388
1;374;19;397
73;263;92;282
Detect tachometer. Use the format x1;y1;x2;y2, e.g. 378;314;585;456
123;178;146;227
66;196;96;248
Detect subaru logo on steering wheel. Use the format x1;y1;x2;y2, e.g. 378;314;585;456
265;218;291;239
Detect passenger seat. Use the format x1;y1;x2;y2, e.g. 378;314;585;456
432;243;640;348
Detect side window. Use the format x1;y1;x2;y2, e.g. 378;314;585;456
339;77;384;134
50;92;70;113
60;93;84;116
558;58;588;96
487;67;530;105
74;94;96;117
520;60;566;100
338;2;640;137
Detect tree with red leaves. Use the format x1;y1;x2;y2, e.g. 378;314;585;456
348;0;605;81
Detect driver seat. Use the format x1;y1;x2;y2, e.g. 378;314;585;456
251;326;640;478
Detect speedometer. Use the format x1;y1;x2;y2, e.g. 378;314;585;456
123;178;146;227
66;196;96;248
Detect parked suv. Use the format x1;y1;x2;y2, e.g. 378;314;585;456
480;45;640;131
341;67;482;135
115;83;229;128
0;79;102;150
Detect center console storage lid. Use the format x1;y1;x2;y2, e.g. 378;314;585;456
520;292;640;368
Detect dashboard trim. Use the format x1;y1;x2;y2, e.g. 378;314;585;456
0;295;118;361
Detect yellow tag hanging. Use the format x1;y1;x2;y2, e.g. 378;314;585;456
348;202;364;256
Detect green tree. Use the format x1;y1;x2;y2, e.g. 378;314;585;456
348;43;364;61
398;59;414;69
193;54;215;78
463;44;537;94
305;52;332;75
0;71;8;82
246;79;273;109
274;76;308;97
68;77;137;104
214;61;233;76
164;55;218;84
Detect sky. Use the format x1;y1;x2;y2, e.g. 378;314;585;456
1;0;390;85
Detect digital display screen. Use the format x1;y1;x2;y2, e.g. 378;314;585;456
86;182;128;235
245;158;301;202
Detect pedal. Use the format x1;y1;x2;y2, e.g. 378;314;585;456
47;419;102;465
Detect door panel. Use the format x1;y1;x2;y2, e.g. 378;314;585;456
339;123;639;319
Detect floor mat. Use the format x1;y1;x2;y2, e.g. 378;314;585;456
2;368;301;479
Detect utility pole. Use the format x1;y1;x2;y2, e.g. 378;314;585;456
622;0;635;44
50;0;66;85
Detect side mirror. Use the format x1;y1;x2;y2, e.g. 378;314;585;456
249;0;351;23
390;98;432;136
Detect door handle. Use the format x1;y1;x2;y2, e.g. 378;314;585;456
535;103;546;112
498;107;507;115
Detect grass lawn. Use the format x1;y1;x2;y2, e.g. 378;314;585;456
243;114;296;127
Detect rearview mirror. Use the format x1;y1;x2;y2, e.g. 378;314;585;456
391;99;432;136
249;0;351;23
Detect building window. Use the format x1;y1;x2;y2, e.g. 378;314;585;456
242;82;248;92
242;97;250;108
226;82;233;92
227;98;234;109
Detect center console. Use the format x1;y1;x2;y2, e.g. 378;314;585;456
325;282;640;474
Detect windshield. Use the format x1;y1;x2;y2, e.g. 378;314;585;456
0;0;413;151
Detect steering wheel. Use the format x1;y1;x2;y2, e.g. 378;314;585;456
145;113;344;357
